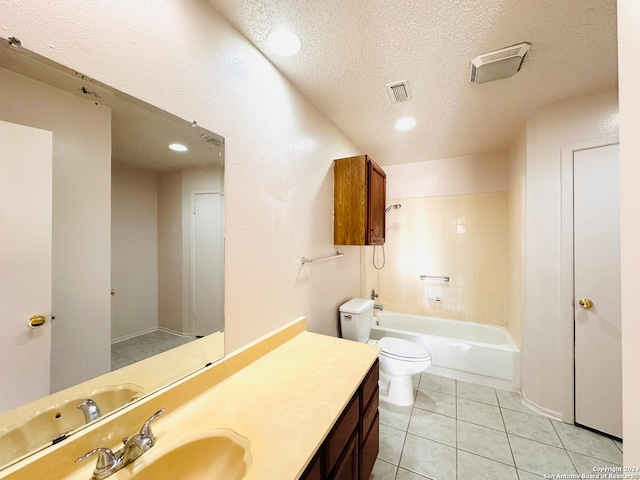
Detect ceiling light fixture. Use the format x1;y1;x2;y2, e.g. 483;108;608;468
267;29;301;56
395;117;416;131
169;143;188;152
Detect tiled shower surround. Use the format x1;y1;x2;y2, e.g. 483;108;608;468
370;192;507;326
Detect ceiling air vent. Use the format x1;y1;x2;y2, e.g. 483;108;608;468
386;80;412;103
470;42;531;84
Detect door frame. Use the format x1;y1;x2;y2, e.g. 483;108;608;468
190;189;225;337
560;136;619;424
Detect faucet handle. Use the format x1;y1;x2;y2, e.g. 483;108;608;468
76;447;118;477
139;408;165;443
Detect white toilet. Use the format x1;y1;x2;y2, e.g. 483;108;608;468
339;298;432;406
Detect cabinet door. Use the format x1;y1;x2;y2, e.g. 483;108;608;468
300;452;323;480
329;431;359;480
367;159;386;245
360;412;379;480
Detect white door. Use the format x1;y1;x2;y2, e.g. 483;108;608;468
0;120;52;413
574;143;621;438
193;193;224;337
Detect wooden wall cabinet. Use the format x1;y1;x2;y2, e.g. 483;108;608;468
300;359;379;480
334;155;386;245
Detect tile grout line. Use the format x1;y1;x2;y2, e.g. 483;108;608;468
377;373;622;480
498;399;521;478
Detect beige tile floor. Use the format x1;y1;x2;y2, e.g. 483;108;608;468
372;372;623;480
111;331;193;371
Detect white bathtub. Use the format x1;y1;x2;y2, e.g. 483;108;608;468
371;311;520;391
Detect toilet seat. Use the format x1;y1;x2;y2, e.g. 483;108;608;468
378;337;431;362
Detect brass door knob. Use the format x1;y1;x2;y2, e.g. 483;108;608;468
28;315;46;328
578;298;593;309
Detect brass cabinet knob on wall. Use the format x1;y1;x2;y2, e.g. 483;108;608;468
28;315;46;328
578;298;594;309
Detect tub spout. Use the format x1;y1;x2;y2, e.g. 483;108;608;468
374;304;383;311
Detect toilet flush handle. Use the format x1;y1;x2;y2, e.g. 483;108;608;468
343;314;352;319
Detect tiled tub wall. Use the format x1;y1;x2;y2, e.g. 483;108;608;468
371;192;507;326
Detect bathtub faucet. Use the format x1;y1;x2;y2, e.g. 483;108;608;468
371;289;379;300
373;303;383;311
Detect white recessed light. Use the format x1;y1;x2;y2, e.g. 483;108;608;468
169;143;188;152
267;29;301;56
395;117;416;131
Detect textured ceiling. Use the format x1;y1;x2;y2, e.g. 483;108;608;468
211;0;618;166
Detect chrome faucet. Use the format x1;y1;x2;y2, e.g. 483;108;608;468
76;408;165;479
370;288;379;301
373;303;383;311
78;399;101;423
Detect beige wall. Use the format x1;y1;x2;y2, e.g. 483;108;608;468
522;89;619;417
506;129;526;349
385;153;506;199
0;1;362;353
111;162;159;340
364;153;507;325
0;67;112;393
618;0;640;465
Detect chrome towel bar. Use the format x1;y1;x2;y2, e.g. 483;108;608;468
420;275;450;282
301;251;344;264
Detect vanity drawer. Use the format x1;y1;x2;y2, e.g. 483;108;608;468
326;394;359;474
360;385;378;440
361;358;379;406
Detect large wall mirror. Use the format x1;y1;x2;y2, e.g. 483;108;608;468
0;38;225;468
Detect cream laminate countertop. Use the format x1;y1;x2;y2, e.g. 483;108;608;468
1;319;379;480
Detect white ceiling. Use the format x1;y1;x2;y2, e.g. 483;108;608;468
211;0;618;166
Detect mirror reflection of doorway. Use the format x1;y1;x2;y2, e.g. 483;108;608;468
193;192;224;338
110;163;224;370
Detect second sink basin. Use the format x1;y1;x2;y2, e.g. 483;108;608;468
122;429;252;480
0;383;143;467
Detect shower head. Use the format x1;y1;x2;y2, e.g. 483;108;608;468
385;204;402;213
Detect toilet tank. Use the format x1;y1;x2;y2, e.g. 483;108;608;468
339;298;374;343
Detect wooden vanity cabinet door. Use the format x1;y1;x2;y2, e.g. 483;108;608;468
300;450;323;480
329;431;359;480
326;395;359;474
360;411;379;480
359;360;380;480
366;160;386;245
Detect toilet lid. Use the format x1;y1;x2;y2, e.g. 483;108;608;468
378;337;431;361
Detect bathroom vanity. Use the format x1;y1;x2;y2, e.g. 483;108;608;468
0;319;379;480
300;359;379;480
